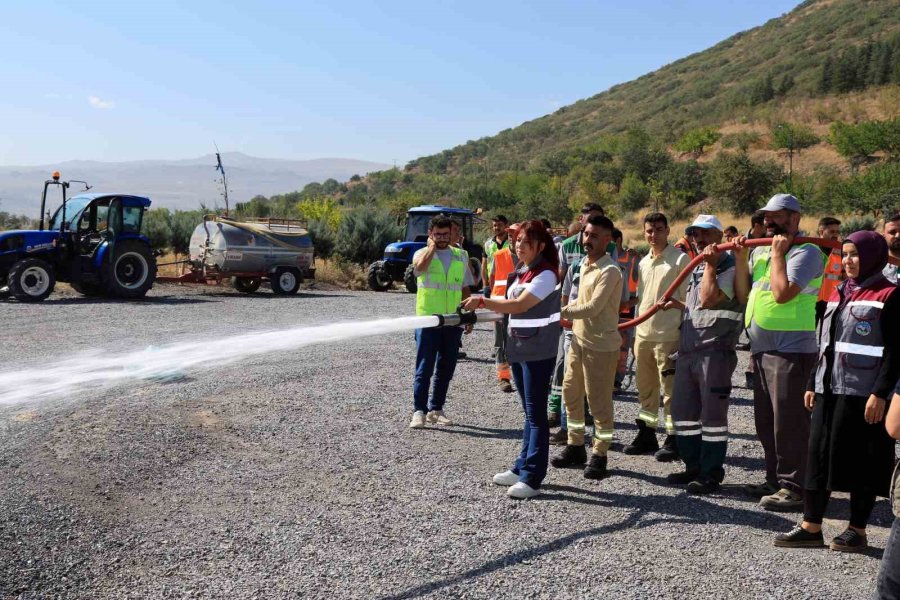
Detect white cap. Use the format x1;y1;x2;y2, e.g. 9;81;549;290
760;193;801;213
686;214;723;234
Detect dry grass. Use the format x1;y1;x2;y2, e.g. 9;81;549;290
312;258;369;290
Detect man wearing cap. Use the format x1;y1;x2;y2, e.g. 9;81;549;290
735;194;825;511
667;215;744;494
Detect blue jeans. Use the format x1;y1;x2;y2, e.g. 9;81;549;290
413;327;463;413
873;518;900;599
511;357;555;489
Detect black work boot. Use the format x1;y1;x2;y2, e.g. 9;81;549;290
686;475;720;495
583;454;608;480
551;444;587;469
666;469;699;485
654;434;679;462
623;420;659;455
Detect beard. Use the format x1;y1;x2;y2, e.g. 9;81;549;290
767;222;789;236
890;238;900;255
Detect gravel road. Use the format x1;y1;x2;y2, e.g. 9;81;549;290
0;283;893;599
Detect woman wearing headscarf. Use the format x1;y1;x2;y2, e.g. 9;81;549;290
775;231;900;552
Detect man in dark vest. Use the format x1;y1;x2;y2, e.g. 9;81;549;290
666;215;744;494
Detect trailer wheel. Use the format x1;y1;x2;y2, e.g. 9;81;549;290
8;258;55;302
404;263;417;294
367;261;392;292
233;277;261;294
102;240;157;299
271;267;301;295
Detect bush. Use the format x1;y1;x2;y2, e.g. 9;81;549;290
306;219;336;260
840;216;876;237
619;172;650;212
704;152;783;215
334;208;403;265
143;208;173;251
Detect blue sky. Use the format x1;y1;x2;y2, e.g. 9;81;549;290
0;0;800;166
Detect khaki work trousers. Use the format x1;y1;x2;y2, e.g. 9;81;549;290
562;336;618;455
634;338;678;433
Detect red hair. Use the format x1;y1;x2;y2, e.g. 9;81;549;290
516;220;560;279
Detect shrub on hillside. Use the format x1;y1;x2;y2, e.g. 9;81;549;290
307;219;336;260
334;208;403;265
840;216;876;237
704;152;783;215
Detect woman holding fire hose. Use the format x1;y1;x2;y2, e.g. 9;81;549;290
462;220;560;499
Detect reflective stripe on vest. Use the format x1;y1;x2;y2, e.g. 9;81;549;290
745;244;822;332
415;247;466;316
818;250;843;301
508;313;561;328
835;341;884;357
814;277;896;397
616;250;638;294
491;248;516;297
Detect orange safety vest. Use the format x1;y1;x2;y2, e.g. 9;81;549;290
818;249;843;302
491;248;516;298
675;237;697;260
616;249;639;294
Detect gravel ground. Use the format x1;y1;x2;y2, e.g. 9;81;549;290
0;282;893;599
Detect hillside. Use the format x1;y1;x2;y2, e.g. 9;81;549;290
0;153;389;217
408;0;900;176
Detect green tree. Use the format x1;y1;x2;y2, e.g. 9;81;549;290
142;208;173;251
829;120;882;171
673;126;721;157
770;122;820;188
306;220;336;259
703;152;783;215
618;172;650;211
169;211;202;257
334;208;403;265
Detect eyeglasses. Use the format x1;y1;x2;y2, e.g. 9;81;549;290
432;233;450;240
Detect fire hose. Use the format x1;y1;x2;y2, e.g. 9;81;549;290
434;236;900;331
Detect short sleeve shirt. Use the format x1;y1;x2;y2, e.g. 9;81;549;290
746;243;824;354
412;247;476;288
508;270;557;301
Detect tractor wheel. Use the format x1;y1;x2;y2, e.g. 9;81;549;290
366;261;392;292
233;277;262;294
8;258;56;302
70;280;104;297
271;267;301;295
404;263;417;294
102;240;157;299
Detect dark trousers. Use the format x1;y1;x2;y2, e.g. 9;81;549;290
752;351;816;493
511;358;554;489
413;327;463;413
803;488;877;529
873;518;900;599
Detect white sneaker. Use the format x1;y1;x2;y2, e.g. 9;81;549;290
507;481;540;499
426;410;453;425
492;470;519;486
409;411;426;429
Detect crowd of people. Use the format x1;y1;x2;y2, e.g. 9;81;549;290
405;196;900;596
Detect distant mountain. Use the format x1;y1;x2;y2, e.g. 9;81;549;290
0;152;389;216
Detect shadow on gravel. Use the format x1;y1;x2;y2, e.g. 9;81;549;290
36;296;219;306
430;424;520;440
725;455;767;471
457;356;494;365
175;291;353;300
377;484;797;600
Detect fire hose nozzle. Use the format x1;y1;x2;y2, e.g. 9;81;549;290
432;308;504;328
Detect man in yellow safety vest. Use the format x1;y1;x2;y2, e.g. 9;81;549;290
735;194;825;512
409;215;475;429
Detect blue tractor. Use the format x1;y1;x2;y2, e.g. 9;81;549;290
0;173;157;302
366;205;484;293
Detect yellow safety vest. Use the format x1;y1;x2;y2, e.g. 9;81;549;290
415;247;466;315
745;244;822;332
